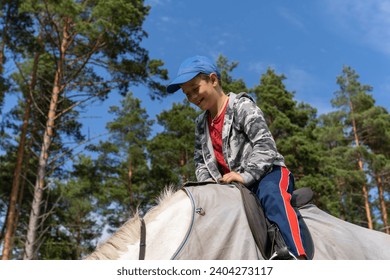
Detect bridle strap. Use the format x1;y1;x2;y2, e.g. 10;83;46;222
139;218;146;260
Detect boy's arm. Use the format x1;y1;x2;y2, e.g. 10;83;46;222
194;119;214;182
237;97;283;185
194;144;213;182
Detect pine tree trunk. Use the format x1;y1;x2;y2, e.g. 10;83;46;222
23;83;60;259
2;92;31;259
2;51;40;259
349;100;373;229
180;151;187;183
357;159;373;229
0;16;5;101
127;159;134;207
376;175;389;234
0;2;11;104
0;40;4;74
23;22;69;259
0;5;7;74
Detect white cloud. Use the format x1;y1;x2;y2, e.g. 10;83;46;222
248;61;267;75
160;16;172;23
248;61;278;77
146;0;172;7
246;63;316;94
323;0;390;56
278;7;306;30
376;76;390;109
281;66;334;114
285;67;314;93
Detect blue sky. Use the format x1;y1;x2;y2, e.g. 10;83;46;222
3;0;390;141
99;0;389;138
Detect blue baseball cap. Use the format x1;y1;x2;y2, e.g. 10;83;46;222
167;55;220;93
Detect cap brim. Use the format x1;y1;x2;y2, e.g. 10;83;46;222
167;72;199;93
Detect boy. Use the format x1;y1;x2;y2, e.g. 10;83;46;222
167;55;306;259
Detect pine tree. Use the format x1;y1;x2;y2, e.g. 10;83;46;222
148;100;198;187
252;68;323;194
314;111;364;220
359;105;390;233
216;55;248;94
6;0;168;259
332;65;374;229
39;155;104;259
1;44;42;260
1;1;40;258
104;92;153;213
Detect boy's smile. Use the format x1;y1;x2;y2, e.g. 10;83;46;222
180;73;222;116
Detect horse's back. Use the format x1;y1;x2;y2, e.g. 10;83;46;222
174;183;262;260
300;204;390;259
179;184;390;260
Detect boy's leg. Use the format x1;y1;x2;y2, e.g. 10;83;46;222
256;165;306;257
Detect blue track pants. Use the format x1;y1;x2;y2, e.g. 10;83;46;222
255;165;306;257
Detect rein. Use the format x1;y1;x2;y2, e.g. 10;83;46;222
137;188;196;260
139;218;146;260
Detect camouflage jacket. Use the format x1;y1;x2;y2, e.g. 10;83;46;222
194;92;285;187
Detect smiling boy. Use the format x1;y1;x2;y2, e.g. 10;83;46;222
167;55;306;259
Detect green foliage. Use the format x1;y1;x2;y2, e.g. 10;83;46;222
217;55;248;94
252;68;323;195
85;93;154;228
1;10;389;259
0;0;35;113
321;65;390;229
0;152;15;228
18;0;167;100
1;0;169;259
253;68;314;138
148;100;198;187
37;155;105;259
360;106;390;156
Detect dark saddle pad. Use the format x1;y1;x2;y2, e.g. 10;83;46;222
233;183;315;260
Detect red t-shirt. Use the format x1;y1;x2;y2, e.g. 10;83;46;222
207;100;230;175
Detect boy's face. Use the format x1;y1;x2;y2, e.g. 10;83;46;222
180;73;219;111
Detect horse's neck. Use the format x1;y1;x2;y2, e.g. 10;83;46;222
118;189;192;260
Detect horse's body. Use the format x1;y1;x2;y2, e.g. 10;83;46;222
86;183;390;260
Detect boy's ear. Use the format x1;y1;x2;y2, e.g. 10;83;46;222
210;72;219;86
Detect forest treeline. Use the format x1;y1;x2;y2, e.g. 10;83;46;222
0;1;389;260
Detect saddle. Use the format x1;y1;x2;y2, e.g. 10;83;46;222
234;182;315;260
182;181;315;260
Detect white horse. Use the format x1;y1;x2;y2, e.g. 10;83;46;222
85;183;390;260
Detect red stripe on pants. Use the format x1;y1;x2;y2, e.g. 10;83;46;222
279;167;306;256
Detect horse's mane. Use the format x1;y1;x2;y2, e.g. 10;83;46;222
85;185;178;260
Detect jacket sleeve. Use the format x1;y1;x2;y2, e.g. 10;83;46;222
236;97;284;185
194;116;214;182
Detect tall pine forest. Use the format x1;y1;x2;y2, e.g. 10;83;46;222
0;1;389;259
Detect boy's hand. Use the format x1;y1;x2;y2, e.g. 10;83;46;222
219;171;244;184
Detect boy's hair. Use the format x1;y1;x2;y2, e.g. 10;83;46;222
197;73;222;87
